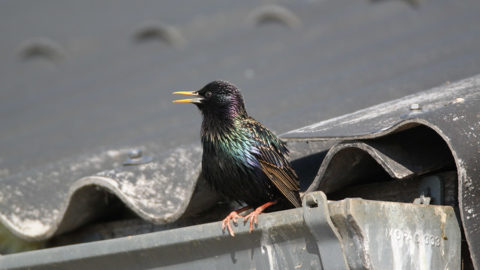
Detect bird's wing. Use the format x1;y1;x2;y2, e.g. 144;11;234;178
243;118;301;207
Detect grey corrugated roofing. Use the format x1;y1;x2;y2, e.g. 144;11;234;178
1;0;480;255
283;75;480;267
2;0;480;178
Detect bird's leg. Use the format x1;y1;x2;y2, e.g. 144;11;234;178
222;206;252;237
243;200;278;233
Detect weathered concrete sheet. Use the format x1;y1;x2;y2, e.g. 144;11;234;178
2;0;480;180
0;144;211;241
283;75;480;269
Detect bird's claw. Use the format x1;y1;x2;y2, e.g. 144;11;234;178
243;210;260;233
222;211;242;237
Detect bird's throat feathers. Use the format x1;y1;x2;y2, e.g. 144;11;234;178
200;99;247;140
201;112;244;142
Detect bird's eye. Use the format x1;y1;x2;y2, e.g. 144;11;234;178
205;91;212;98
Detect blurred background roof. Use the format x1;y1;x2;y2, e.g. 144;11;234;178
2;0;480;180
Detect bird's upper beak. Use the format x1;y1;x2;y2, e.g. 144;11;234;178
172;91;204;104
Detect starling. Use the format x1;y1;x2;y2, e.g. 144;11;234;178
173;80;301;236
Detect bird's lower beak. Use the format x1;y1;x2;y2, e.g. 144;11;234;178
172;91;204;104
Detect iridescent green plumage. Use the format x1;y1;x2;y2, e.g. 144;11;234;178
173;80;301;235
193;81;300;208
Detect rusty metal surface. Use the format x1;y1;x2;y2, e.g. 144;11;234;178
283;75;480;268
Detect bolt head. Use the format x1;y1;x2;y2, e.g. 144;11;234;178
410;103;421;110
128;149;142;159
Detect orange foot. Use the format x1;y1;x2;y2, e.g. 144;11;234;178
243;200;277;233
222;206;252;237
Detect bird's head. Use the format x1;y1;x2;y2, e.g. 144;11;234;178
173;80;247;117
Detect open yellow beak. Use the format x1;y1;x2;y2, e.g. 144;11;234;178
172;91;204;103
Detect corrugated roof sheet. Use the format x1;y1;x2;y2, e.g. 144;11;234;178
1;0;480;254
